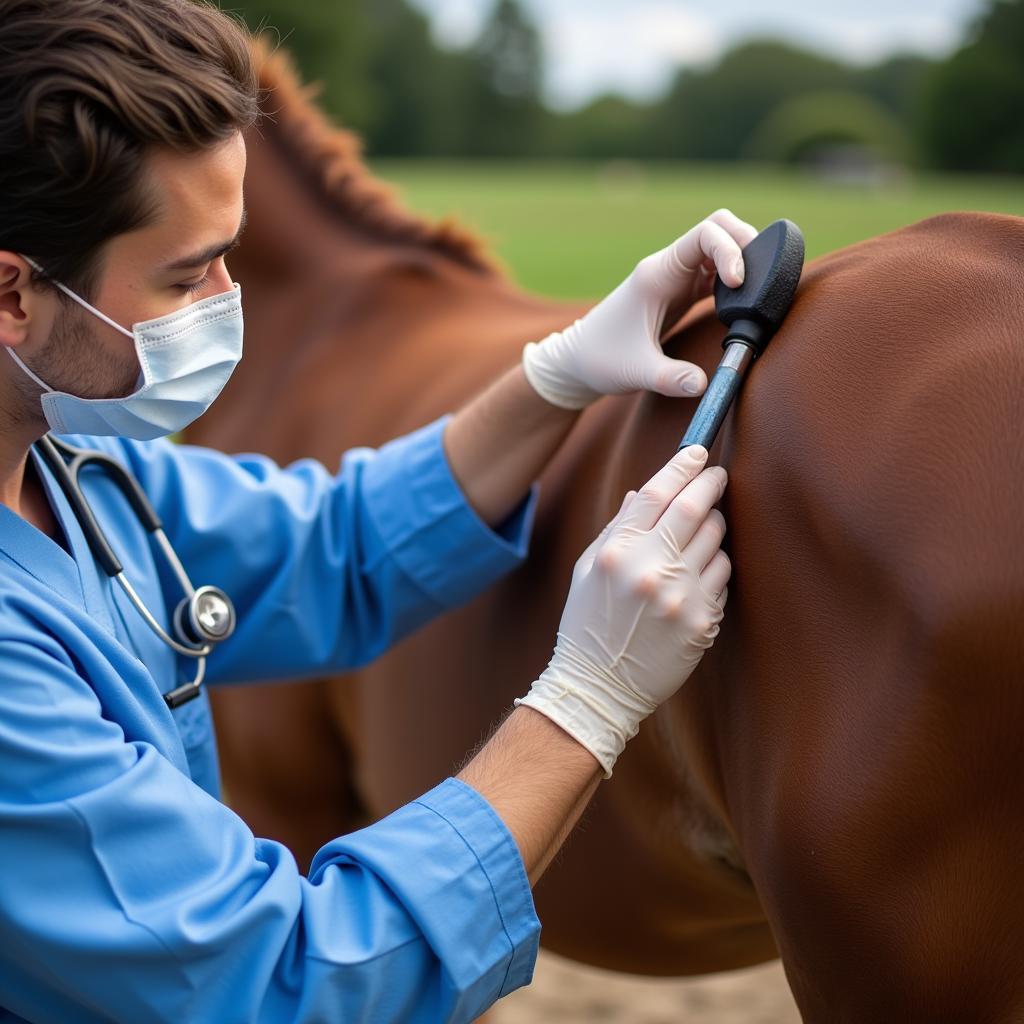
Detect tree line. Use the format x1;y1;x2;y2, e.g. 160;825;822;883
235;0;1024;173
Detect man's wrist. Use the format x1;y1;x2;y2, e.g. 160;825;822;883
514;629;661;778
521;335;601;410
459;704;602;789
443;364;580;527
514;685;636;780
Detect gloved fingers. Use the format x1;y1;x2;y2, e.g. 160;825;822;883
618;445;709;532
700;549;733;601
575;489;637;579
707;208;759;250
664;215;749;289
677;507;726;571
654;465;728;550
638;351;708;398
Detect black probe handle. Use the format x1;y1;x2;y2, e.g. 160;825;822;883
676;219;805;452
712;219;805;356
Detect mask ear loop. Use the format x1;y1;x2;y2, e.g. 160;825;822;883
20;255;133;338
5;345;53;393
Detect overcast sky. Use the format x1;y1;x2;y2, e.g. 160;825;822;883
408;0;989;109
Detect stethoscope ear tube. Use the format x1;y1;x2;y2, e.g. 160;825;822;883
36;436;125;577
33;434;237;710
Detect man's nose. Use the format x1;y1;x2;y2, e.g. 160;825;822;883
207;257;234;295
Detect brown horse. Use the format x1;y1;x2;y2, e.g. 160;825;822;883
190;45;1024;1022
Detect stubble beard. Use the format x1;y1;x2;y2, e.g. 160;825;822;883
9;298;141;430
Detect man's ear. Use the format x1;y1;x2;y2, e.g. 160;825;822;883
0;252;43;349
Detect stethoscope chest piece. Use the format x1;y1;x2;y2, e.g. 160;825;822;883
175;585;236;646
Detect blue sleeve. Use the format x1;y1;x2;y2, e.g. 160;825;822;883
110;416;537;684
0;633;540;1023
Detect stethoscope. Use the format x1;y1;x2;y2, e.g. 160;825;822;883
33;435;237;710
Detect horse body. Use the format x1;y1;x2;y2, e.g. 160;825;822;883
191;48;1024;1021
705;213;1024;1020
335;213;1024;1018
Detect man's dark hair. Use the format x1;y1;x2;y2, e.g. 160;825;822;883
0;0;259;298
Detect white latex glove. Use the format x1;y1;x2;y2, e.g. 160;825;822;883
522;209;758;409
515;445;731;776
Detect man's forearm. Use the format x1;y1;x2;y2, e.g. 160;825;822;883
444;364;580;527
457;706;603;887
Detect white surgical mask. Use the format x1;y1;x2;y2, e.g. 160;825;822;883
6;257;243;440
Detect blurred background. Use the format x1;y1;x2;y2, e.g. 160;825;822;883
223;1;1021;1019
228;0;1024;299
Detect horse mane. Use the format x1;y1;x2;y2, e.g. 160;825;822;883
251;38;502;276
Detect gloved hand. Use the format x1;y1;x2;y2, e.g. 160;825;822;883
522;209;758;409
515;445;731;776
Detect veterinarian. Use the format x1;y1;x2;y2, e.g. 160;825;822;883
0;2;749;1021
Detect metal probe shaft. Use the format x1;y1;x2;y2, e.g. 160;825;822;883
677;342;754;451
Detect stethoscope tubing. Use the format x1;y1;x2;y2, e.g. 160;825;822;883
33;434;234;708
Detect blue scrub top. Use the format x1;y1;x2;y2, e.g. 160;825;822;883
0;416;541;1024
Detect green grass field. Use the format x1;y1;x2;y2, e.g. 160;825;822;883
371;160;1024;300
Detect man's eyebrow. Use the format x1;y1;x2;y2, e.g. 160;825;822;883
161;206;248;272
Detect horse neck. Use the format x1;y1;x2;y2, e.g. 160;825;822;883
234;125;418;296
198;126;588;458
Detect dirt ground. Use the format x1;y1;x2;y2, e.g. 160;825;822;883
491;950;801;1023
